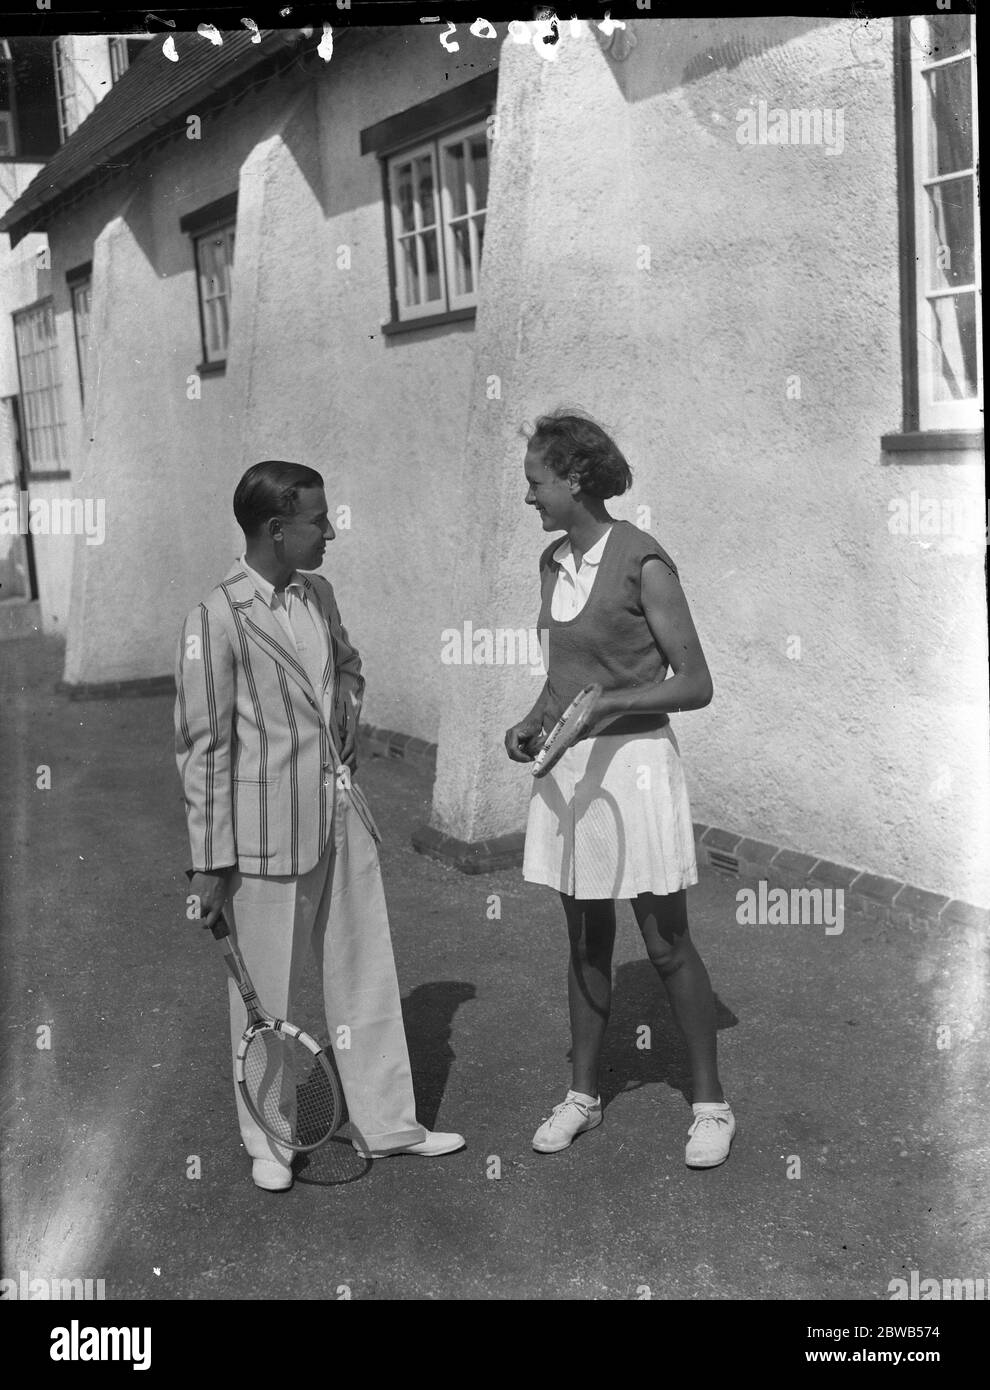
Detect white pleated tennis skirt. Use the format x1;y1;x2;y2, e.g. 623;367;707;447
522;723;699;900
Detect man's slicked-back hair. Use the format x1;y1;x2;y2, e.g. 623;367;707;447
233;460;325;537
525;407;633;499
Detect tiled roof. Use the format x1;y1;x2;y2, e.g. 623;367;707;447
0;28;306;242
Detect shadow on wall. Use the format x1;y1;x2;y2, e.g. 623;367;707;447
601;15;876;133
124;83;330;278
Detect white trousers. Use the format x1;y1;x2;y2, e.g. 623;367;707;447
225;784;426;1160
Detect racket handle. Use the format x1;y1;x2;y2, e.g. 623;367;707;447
185;868;232;939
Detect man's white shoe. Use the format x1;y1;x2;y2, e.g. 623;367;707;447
355;1130;466;1159
532;1092;603;1154
252;1158;294;1191
685;1103;735;1168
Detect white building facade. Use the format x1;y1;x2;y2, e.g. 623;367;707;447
1;19;985;907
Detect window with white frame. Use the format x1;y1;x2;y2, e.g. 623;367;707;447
907;14;981;432
52;38;77;144
13;300;67;472
386;121;489;322
193;221;235;366
70;276;93;403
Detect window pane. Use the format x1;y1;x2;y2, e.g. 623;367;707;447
925;61;972;175
928;293;978;401
400;236;420;306
927;15;971;62
926;179;974;288
421;229;440;300
194;221;234;358
72;282;92;401
395;163;414;233
415;155;436;228
206;296;228;355
13;300;65;468
199;233;226;282
451;222;472;295
444;141;468;218
469;137;489;210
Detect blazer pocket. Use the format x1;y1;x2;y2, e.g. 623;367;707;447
232;775;282;857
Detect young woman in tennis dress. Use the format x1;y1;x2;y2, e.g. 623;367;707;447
505;410;734;1168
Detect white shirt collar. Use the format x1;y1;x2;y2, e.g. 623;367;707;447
552;525;613;575
239;555;307;607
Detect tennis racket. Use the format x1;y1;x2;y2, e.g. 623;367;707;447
186;871;344;1152
530;683;603;779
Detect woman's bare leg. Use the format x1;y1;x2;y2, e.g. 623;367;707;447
560;893;616;1097
632;890;723;1103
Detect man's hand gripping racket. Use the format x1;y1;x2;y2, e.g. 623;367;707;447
185;870;344;1152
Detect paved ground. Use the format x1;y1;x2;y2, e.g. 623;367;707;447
2;634;987;1302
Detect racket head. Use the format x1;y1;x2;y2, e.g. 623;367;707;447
531;683;603;779
236;1021;344;1153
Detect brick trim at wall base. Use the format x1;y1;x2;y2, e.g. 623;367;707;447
411;824;527;875
693;826;988;930
360;723;437;771
368;727;987;925
46;692;986;925
409;814;988;926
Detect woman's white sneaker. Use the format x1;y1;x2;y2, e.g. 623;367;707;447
685;1102;735;1168
532;1091;603;1153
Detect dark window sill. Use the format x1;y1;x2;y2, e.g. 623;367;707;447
381;307;476;337
196;360;226;378
882;430;984;455
27;470;72;482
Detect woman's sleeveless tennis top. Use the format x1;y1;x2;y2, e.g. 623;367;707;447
537;519;679;736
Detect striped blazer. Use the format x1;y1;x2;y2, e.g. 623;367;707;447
174;562;381;877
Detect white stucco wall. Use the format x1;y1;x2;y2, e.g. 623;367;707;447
46;20;986;902
429;18;988;904
62;35;116;137
226;25;501;741
1;40;135;627
58;68;314;684
61;26;499;724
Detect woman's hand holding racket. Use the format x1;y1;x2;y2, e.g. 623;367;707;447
504;715;546;763
528;683;606;779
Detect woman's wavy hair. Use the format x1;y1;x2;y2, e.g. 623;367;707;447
525;408;633;499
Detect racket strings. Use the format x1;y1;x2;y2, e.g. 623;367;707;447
242;1028;342;1150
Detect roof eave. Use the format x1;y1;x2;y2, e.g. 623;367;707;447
1;30;307;246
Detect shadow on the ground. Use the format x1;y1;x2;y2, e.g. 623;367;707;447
295;1134;372;1187
401;981;477;1128
592;960;739;1109
293;980;476;1178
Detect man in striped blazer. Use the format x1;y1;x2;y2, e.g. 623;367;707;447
175;460;464;1190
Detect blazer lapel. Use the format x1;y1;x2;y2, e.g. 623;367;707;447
219;564;318;705
300;575;338;696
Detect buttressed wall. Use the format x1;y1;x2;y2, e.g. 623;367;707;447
428;19;988;905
